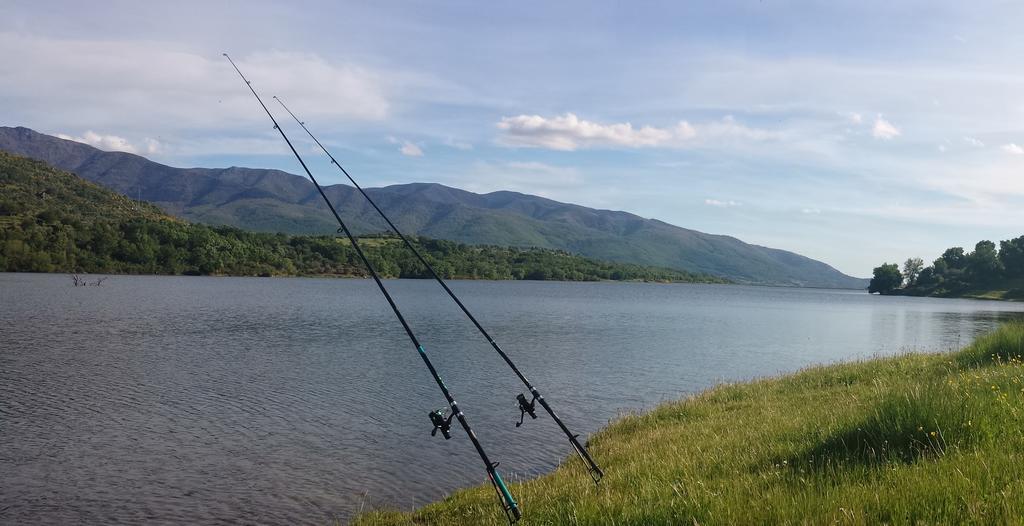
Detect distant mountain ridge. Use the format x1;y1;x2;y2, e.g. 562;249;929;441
0;126;867;288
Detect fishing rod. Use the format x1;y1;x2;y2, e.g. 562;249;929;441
223;54;521;524
273;96;605;484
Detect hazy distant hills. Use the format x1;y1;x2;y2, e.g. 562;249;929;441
0;126;867;288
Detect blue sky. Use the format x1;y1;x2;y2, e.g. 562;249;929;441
3;1;1023;277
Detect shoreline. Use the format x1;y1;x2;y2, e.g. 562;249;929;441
354;323;1024;525
0;269;727;285
0;270;889;291
883;288;1023;302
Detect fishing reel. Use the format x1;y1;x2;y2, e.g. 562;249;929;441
429;409;454;439
515;393;538;427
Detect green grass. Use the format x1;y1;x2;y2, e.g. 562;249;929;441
926;278;1024;301
355;323;1024;525
961;281;1024;301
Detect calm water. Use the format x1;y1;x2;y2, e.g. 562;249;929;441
3;273;1024;524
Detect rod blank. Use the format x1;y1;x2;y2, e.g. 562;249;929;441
273;95;604;484
223;53;520;523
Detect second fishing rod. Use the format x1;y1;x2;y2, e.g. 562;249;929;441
223;54;520;524
273;95;604;484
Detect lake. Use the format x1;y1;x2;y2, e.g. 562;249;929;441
3;273;1024;524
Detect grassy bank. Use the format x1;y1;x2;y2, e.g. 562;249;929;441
955;279;1024;301
356;323;1024;525
892;277;1024;301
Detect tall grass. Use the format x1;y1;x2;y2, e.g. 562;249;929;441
355;323;1024;525
796;380;978;467
957;324;1024;367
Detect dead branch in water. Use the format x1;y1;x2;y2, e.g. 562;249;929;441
69;274;108;286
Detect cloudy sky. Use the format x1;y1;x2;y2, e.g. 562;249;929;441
3;1;1023;276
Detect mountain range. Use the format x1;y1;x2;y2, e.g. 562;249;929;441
0;126;867;288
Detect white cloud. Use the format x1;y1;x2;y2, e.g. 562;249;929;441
801;207;822;214
55;130;159;154
399;141;423;157
388;136;424;156
674;121;698;140
963;136;985;147
143;138;161;154
1001;143;1024;155
495;113;774;151
846;112;863;124
0;33;392;157
704;198;740;207
871;115;900;139
496;113;675;150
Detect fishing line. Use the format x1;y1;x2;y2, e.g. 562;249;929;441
273;95;604;484
223;53;520;523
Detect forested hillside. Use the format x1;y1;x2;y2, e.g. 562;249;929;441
0;126;864;288
0;152;725;283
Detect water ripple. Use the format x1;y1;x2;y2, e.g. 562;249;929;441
2;274;1023;524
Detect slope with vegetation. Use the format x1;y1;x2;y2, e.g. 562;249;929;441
869;238;1024;300
0;126;866;288
357;323;1024;525
0;151;724;283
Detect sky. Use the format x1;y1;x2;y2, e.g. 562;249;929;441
3;1;1023;277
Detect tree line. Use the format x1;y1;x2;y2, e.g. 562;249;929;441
0;152;726;284
868;237;1024;299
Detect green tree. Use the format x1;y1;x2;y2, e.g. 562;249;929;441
1000;236;1024;278
934;248;967;288
916;266;939;288
868;263;902;294
966;240;1001;283
939;247;966;270
0;151;731;284
902;257;924;287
